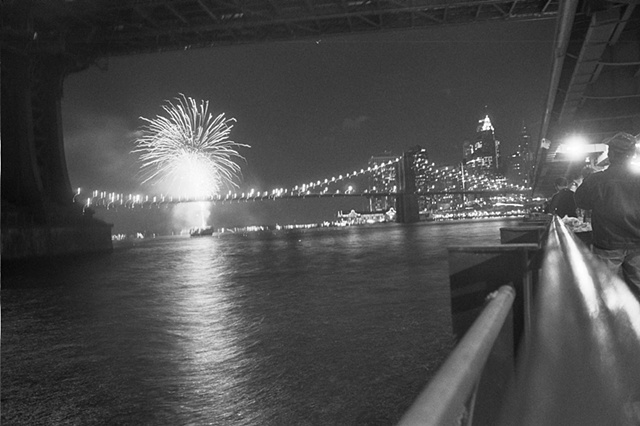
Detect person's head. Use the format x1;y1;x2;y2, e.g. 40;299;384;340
606;132;637;165
554;177;569;190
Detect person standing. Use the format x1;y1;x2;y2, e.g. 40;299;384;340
574;132;640;295
545;177;578;218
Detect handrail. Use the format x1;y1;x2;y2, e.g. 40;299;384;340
499;216;640;425
397;285;516;426
399;215;640;425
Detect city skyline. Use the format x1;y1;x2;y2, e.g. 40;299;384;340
62;18;557;196
74;111;535;204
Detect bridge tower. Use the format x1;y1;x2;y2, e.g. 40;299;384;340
1;7;112;260
395;152;420;223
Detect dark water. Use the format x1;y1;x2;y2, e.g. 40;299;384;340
2;219;514;425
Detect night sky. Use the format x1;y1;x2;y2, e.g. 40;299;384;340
62;18;557;196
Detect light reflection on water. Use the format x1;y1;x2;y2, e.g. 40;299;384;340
2;219;513;425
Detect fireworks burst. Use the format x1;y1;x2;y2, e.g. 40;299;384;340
133;94;249;198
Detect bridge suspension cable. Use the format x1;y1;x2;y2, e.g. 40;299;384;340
79;157;403;208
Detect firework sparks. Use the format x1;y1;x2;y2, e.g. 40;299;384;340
133;94;249;198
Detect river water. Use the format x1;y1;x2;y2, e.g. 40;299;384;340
2;219;515;425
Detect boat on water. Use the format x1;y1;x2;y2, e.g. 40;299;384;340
190;227;215;237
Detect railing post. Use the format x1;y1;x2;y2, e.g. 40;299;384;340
446;243;540;424
499;226;546;245
398;285;516;426
448;244;539;349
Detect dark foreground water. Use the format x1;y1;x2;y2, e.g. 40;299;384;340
2;219;515;425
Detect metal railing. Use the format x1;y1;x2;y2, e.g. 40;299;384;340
499;216;640;425
398;215;640;425
397;285;515;426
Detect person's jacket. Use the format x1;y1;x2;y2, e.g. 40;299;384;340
574;163;640;249
546;188;577;218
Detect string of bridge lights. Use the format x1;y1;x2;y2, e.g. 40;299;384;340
79;157;402;208
268;157;401;197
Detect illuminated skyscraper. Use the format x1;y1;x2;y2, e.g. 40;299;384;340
506;122;533;186
406;145;430;192
463;114;500;172
405;145;432;212
518;122;533;184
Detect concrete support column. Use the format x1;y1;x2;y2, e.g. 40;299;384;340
31;55;74;205
2;50;47;222
2;50;73;224
1;50;114;260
